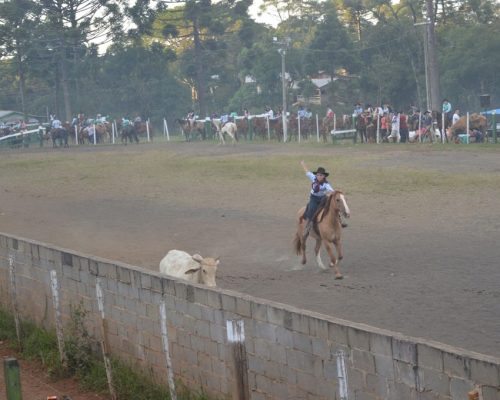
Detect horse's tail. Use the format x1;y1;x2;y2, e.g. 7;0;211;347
293;231;302;256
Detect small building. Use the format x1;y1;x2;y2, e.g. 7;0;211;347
0;110;41;124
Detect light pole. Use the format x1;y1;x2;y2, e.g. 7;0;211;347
274;37;291;142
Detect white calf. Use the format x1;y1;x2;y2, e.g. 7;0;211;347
159;250;219;287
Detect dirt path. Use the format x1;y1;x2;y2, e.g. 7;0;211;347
1;142;499;357
0;341;108;400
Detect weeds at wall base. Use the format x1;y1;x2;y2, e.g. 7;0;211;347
0;306;214;400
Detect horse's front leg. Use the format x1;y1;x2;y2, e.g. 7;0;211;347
323;241;342;279
315;239;328;270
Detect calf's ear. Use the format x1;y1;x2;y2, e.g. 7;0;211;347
192;254;203;263
185;267;201;275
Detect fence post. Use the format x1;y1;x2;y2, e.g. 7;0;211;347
316;114;320;142
466;112;470;144
441;113;445;143
93;124;97;145
266;116;270;140
493;111;497;143
146;119;151;142
164;118;170;141
74;125;78;145
298;116;301;143
376;114;380;144
418;113;422;143
111;121;115;144
248;117;253;141
3;358;22;400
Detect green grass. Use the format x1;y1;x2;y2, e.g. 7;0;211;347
0;307;216;400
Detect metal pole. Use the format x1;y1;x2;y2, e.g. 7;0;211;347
74;125;78;145
281;49;288;142
93;124;97;145
376;114;380;144
146;119;150;142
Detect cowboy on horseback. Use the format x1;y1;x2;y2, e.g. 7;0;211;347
300;161;347;239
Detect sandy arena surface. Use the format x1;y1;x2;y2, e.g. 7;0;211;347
1;141;499;359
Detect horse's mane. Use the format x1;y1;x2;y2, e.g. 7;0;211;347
316;191;341;223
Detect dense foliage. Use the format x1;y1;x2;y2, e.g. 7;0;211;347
0;0;498;121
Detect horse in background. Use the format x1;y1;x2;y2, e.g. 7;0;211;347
134;121;154;141
49;126;69;148
212;120;238;145
121;124;139;144
293;190;350;279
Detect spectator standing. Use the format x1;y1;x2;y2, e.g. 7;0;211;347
388;112;400;142
399;112;409;143
442;99;452;123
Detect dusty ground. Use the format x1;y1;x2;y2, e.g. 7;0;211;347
1;140;500;361
0;341;107;399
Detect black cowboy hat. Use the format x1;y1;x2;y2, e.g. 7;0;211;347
313;167;329;177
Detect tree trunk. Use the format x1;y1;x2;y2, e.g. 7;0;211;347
426;0;441;112
16;52;26;116
60;57;72;122
193;20;206;118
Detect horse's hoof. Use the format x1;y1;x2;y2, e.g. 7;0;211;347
335;274;344;280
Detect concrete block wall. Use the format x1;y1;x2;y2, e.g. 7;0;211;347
0;232;499;400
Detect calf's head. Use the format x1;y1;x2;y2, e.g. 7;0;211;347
185;254;219;287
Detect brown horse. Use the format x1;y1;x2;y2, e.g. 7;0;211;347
293;191;350;279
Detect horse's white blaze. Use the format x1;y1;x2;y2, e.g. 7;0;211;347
339;194;350;217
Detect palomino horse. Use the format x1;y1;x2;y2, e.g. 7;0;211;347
212;120;237;145
293;190;350;279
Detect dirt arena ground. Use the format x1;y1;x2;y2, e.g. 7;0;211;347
1;140;499;358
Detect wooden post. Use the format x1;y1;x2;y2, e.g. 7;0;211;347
3;358;22;400
226;319;249;400
111;121;115;144
146;119;151;142
493;111;497;143
8;255;21;350
74;125;78;145
50;270;66;365
93;124;97;145
95;278;117;400
159;300;177;400
248;117;254;141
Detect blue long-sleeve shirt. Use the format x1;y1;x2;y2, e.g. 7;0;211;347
306;171;334;197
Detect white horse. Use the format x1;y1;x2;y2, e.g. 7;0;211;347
212;120;237;145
